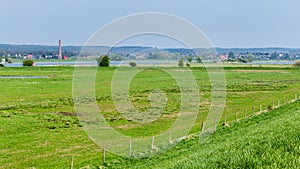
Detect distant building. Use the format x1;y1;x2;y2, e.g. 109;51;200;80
63;55;68;60
26;53;33;59
219;54;228;60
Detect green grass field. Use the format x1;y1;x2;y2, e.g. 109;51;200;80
0;66;300;168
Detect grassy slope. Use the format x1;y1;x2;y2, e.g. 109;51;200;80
109;101;300;169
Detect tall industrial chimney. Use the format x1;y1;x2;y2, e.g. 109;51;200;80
58;40;62;59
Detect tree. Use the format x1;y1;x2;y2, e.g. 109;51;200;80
228;51;235;59
129;62;137;67
196;56;202;63
23;59;34;66
96;55;110;67
178;58;184;67
247;54;254;62
187;56;193;63
237;58;249;63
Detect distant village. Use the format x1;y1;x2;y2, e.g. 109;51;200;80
1;41;300;62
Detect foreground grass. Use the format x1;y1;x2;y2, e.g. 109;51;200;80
107;101;300;168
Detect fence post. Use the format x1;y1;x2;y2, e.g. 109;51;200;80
102;147;106;163
214;116;216;129
252;106;254;116
152;136;155;150
201;122;205;133
169;130;172;144
260;105;262;113
70;157;74;169
129;139;132;157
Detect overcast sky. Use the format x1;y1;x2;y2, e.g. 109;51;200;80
0;0;299;48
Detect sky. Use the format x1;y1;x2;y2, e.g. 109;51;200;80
0;0;299;48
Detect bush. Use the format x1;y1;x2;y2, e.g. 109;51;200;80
96;55;110;67
5;58;12;63
129;62;137;67
293;61;300;67
23;59;34;66
237;58;249;63
187;56;193;63
178;58;184;67
196;56;202;63
186;62;190;67
0;64;4;67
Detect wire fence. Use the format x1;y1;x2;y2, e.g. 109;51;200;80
69;93;299;167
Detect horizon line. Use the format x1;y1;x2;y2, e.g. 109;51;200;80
1;43;300;49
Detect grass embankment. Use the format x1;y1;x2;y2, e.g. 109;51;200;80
109;101;300;168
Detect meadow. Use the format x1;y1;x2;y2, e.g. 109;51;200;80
0;65;299;168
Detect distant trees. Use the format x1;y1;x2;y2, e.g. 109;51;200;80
270;52;278;60
247;54;254;62
96;55;110;67
178;58;184;67
228;51;235;59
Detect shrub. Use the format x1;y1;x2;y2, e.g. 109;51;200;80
196;56;202;63
129;62;137;67
5;58;13;63
178;58;184;67
96;55;110;67
23;59;34;66
267;105;273;111
186;62;190;67
187;56;193;63
0;64;4;67
237;58;249;63
293;61;300;67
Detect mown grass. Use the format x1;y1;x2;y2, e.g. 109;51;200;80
0;66;300;168
107;101;300;168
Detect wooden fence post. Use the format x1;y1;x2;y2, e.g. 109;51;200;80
70;157;74;169
214;116;216;129
152;136;155;150
201;122;205;133
129;139;132;157
169;130;172;144
260;105;262;112
102;147;106;163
